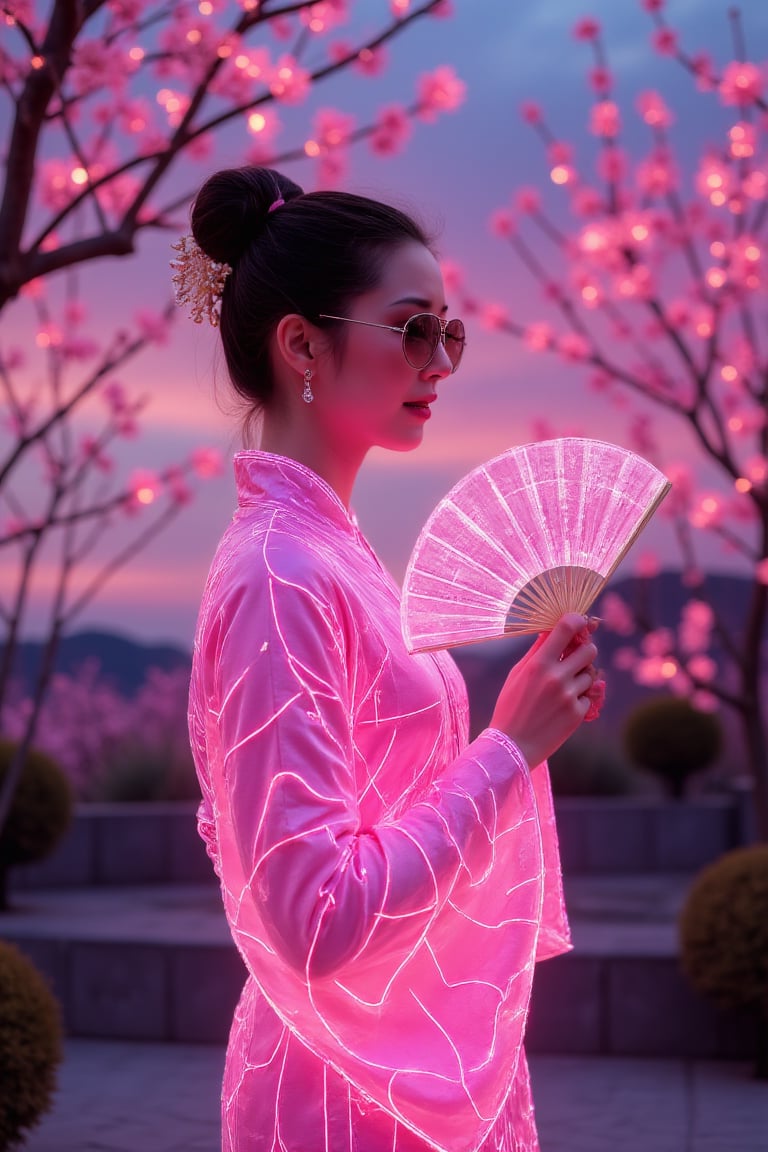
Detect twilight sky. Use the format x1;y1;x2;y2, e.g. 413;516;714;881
7;0;768;647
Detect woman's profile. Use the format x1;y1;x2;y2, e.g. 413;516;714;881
179;165;600;1152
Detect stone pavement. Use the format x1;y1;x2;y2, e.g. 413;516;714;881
22;1037;768;1152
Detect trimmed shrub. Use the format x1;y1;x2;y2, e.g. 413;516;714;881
622;695;722;798
548;731;640;796
0;741;73;909
0;941;62;1149
680;845;768;1079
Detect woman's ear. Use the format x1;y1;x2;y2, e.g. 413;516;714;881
274;313;324;376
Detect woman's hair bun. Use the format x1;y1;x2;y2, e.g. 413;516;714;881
190;167;303;266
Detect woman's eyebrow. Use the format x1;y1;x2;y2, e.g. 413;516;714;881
389;295;449;314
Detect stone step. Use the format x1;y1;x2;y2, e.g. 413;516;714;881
10;795;748;891
0;877;757;1060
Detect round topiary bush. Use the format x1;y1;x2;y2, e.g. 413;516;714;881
679;845;768;1079
0;941;62;1149
622;695;722;798
0;740;73;910
548;730;641;796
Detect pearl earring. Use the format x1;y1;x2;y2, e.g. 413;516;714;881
302;368;314;404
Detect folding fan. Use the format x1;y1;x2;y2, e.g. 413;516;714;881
401;437;671;653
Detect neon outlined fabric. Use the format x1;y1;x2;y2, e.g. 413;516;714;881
188;452;571;1152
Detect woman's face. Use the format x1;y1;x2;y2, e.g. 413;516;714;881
312;242;457;458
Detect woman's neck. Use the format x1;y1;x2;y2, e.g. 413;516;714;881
258;417;364;510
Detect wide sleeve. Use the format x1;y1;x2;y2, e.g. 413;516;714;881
191;539;566;1152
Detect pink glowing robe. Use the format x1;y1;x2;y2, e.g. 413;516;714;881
188;452;572;1152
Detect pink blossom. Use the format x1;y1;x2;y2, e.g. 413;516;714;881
613;646;638;672
299;1;348;34
523;323;553;352
79;436;113;473
354;45;387;77
661;463;694;517
416;66;466;121
102;381;127;415
211;47;272;101
690;52;717;91
756;559;768;585
600;592;634;636
573;18;600;41
636;90;673;128
641;0;665;11
314;107;355;150
687;655;716;683
39;160;77;211
369;104;411;156
590;100;620;138
628;414;657;457
548;140;573;165
61;336;99;361
479;303;508;330
165;465;193;506
558;332;590;361
571;185;603;216
316;151;348;189
135;309;172;346
642;627;674;657
270;55;310;104
597;147;626;183
636;149;677;196
515;187;540;215
64;300;87;326
719;61;763;107
636;551;661;579
489;208;515;238
70;39;137;96
191;447;224;478
745;455;768;484
429;1;454;17
268;15;294;40
520;101;542;125
127;469;161;511
689;492;724;529
652;28;678;56
589;67;612;95
436;264;461;299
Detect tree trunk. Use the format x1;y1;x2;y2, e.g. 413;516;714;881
741;700;768;843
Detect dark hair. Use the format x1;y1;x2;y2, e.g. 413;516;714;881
190;166;432;418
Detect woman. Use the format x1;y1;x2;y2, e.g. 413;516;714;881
180;166;599;1152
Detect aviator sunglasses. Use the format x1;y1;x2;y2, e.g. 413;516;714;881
317;312;466;373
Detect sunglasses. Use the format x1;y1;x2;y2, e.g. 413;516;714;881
317;312;466;372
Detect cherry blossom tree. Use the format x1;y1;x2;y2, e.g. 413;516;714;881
459;1;768;836
0;0;465;836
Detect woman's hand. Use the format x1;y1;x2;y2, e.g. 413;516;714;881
489;612;600;768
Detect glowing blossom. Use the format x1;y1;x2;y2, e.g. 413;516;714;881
520;101;542;125
590;100;620;138
299;1;348;34
313;108;355;152
719;60;763;106
573;18;600;41
636;90;673;128
128;469;161;508
599;592;634;636
416;66;466;120
369;104;411;156
652;27;678;56
191;447;224;478
270;56;310;103
489;208;515;238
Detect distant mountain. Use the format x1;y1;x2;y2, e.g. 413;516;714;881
4;630;191;697
5;572;763;733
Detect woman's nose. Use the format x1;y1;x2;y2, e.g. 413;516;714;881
422;339;453;381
